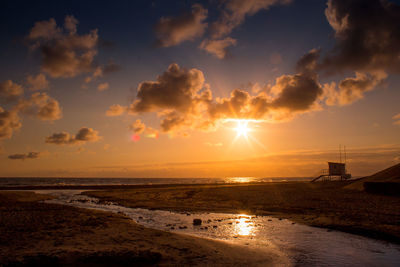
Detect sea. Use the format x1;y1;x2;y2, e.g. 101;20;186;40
0;177;310;187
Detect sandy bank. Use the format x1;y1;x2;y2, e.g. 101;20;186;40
84;181;400;244
0;191;283;266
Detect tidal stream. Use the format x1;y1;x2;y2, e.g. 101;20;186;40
38;190;400;267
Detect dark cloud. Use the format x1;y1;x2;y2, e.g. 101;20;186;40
296;48;320;73
0;107;21;140
322;0;400;74
102;61;121;75
0;80;23;103
270;73;323;112
208;89;250;119
8;151;40;160
45;127;101;145
155;4;208;47
160;111;187;132
130;63;206;113
28;15;99;78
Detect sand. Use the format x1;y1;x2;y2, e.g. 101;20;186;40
84;181;400;244
0;191;280;266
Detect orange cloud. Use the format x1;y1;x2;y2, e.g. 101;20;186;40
0;107;21;140
97;82;109;91
0;80;23;103
106;104;127;117
199;37;237;59
17;92;62;121
26;73;49;91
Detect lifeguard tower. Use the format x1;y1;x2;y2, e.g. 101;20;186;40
311;146;352;182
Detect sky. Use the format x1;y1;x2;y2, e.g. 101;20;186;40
0;0;400;178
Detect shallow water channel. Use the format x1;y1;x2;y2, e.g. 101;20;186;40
39;190;400;266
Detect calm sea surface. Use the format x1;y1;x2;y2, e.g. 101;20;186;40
0;177;309;187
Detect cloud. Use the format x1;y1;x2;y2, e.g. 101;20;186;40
128;63;214;133
8;151;40;160
84;61;120;84
210;0;292;39
129;119;145;134
393;113;400;126
155;4;208;47
296;48;320;73
199;37;237;59
0;107;21;140
112;63;327;135
208;70;323;121
322;0;400;74
17;92;62;121
106;104;127;117
270;73;323;112
323;71;387;106
97;82;109;91
0;80;24;103
130;63;207;113
45;127;101;145
26;73;49;91
28;15;98;78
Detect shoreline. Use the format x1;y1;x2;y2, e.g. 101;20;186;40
0;191;283;266
80;181;400;245
0;181;305;191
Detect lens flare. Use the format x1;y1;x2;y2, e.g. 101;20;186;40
131;134;140;142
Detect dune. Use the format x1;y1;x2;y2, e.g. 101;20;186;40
345;163;400;193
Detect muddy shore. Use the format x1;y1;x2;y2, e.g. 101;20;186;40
0;191;281;266
83;181;400;244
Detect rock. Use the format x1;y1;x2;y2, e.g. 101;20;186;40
213;225;218;229
193;218;202;225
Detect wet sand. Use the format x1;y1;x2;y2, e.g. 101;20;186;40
0;191;279;266
83;181;400;244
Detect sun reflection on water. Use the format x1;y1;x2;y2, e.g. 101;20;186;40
234;215;255;236
226;177;255;183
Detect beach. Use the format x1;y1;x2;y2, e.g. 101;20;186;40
84;181;400;243
1;181;400;266
0;191;281;266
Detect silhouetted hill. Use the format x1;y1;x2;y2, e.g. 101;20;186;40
346;163;400;194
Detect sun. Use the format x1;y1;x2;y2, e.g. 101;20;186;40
235;120;250;137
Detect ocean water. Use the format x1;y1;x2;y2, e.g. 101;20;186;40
0;177;309;187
